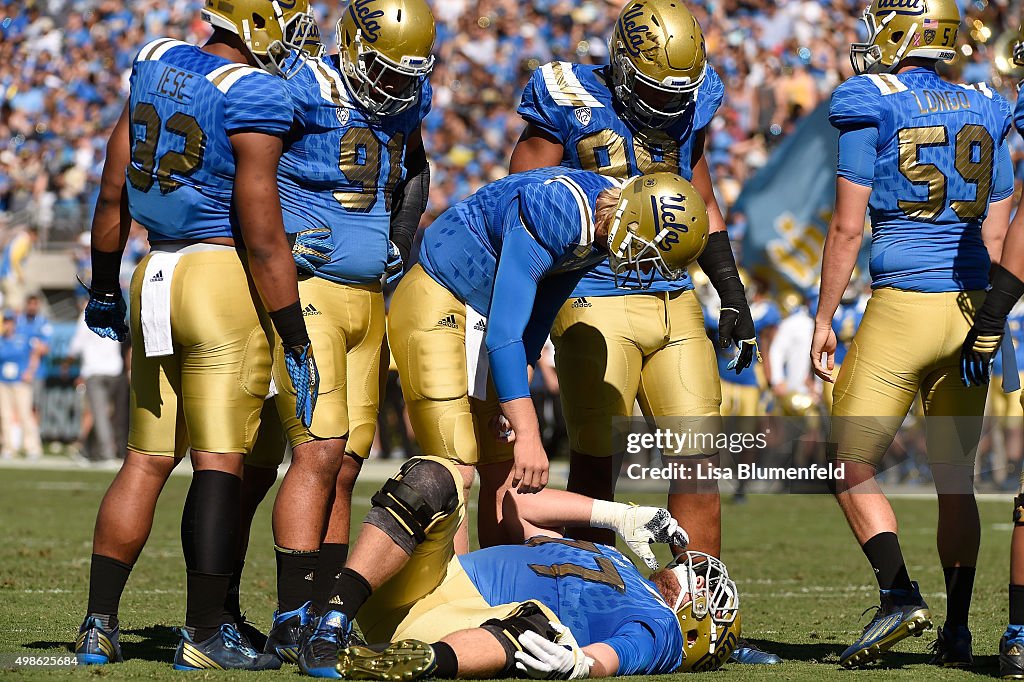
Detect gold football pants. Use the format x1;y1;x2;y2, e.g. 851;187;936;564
359;456;558;644
551;289;722;457
128;248;273;457
387;265;513;466
830;288;987;467
272;276;385;457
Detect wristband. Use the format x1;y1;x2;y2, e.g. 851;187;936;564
268;301;310;349
90;248;123;294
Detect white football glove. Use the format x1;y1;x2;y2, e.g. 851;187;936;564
514;621;593;680
590;500;689;570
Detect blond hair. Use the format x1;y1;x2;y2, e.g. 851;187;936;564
594;186;622;237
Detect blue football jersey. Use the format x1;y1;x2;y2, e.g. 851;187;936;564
126;38;294;242
278;55;431;285
419;167;617;316
517;61;724;297
829;69;1013;292
715;300;780;386
832;303;864;366
459;538;683;675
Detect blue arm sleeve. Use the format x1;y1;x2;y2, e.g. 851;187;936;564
993;138;1014;202
487;223;557;402
522;269;587;364
836;126;878;187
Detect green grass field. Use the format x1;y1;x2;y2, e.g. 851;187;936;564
0;466;1016;680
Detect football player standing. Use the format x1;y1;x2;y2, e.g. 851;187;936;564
509;0;774;665
812;0;1014;668
959;28;1024;680
259;0;435;671
74;0;320;670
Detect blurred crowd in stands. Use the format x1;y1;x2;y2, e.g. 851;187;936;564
2;0;1024;486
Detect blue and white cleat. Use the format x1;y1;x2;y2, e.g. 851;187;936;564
1000;625;1024;679
75;615;123;665
298;610;352;678
265;601;312;663
729;639;782;665
840;581;931;668
172;623;282;671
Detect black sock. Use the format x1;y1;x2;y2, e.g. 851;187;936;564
225;560;244;620
430;641;458;678
1010;584;1024;626
320;567;372;621
186;570;233;641
861;532;913;592
181;471;241;634
312;543;348;611
86;554;132;627
943;566;975;629
276;547;318;613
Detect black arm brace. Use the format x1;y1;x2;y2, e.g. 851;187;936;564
390;144;430;264
696;231;744;305
976;264;1024;335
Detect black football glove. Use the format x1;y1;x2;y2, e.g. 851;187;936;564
961;264;1024;387
699;232;758;373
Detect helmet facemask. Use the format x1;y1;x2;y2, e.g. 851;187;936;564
611;50;703;129
608;216;687;290
234;1;318;78
338;23;435;116
667;551;740;672
850;8;905;74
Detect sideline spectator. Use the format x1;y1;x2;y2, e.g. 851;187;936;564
0;310;42;458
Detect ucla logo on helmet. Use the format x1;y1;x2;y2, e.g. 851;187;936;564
350;0;384;42
651;192;690;251
618;3;650;58
574;107;592;126
874;0;925;15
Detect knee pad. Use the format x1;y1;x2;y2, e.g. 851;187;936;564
365;458;459;555
1014;495;1024;526
480;601;557;677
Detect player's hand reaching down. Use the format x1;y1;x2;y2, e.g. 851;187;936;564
511;431;550;494
515;621;593;680
590;500;689;570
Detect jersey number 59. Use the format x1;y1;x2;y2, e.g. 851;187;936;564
897;123;994;222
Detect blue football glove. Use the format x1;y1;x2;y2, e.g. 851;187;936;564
292;227;334;274
385;240;404;284
284;342;319;429
84;290;128;342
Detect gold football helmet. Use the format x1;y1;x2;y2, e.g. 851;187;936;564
607;172;710;289
337;0;436;116
202;0;318;77
850;0;959;75
608;0;706;129
668;551;741;672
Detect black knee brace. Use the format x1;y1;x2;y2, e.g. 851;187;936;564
365;458;459;555
480;601;558;677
